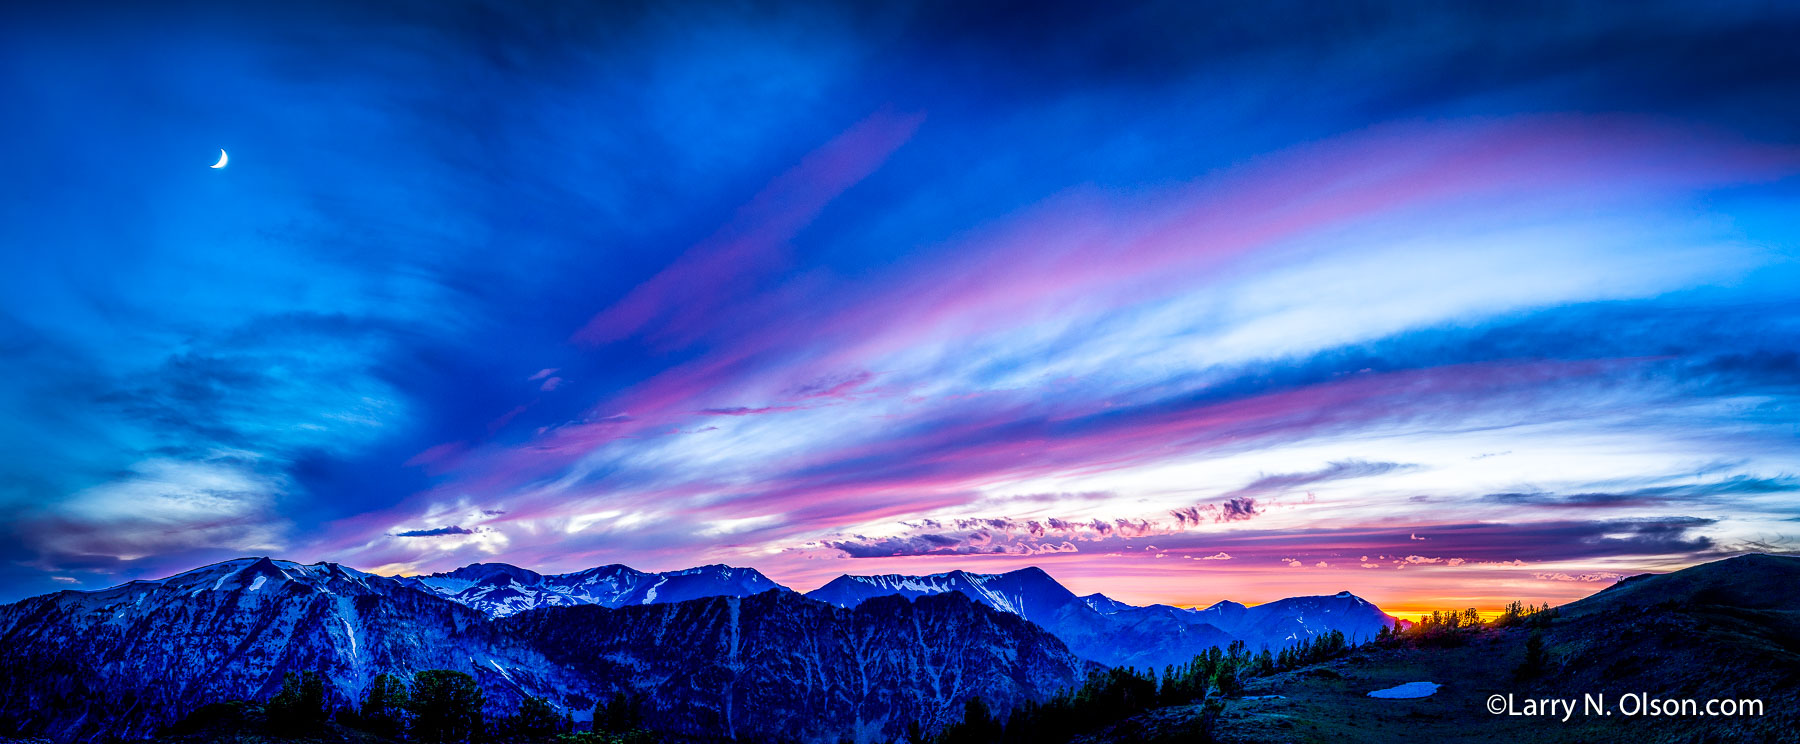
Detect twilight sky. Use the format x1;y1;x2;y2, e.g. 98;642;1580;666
3;0;1798;613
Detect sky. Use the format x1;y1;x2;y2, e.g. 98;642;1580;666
2;0;1798;614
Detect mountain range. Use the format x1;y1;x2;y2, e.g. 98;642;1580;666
397;562;786;617
803;567;1394;670
0;557;1393;743
396;561;1398;671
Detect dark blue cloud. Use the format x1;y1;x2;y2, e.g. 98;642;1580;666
392;526;476;538
1485;475;1800;508
1221;461;1418;499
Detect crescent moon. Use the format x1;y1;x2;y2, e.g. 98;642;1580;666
210;149;228;169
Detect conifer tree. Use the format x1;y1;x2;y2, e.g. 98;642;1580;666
266;670;329;733
360;673;410;738
516;695;559;737
409;670;484;743
594;691;645;733
1515;631;1548;681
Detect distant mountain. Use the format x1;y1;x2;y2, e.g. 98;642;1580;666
805;567;1396;670
1196;591;1394;646
808;566;1078;622
398;562;785;617
0;557;1083;744
1185;599;1247;630
1080;593;1134;615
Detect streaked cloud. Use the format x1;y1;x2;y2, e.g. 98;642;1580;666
392;526;476;538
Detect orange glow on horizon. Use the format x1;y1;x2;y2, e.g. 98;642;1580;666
749;549;1634;619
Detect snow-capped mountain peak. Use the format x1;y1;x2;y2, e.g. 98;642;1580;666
1080;592;1134;615
398;561;785;617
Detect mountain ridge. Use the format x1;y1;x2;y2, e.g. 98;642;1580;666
802;565;1397;670
19;556;1400;675
47;556;1388;626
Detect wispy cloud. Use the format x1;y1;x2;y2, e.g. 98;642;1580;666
392;526;476;538
1484;474;1800;508
1221;460;1418;499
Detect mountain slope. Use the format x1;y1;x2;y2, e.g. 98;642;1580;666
499;590;1091;742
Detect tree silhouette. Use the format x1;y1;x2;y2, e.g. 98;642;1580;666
265;670;329;733
1515;631;1549;681
515;695;560;737
409;670;484;743
593;691;644;733
359;673;410;738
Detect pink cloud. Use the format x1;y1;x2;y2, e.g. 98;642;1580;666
403;441;468;471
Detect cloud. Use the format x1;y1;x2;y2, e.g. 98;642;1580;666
824;492;1278;560
1170;495;1267;527
20;458;287;562
1218;497;1260;522
1220;460;1417;499
824;534;1078;558
1533;571;1627;582
392;525;476;538
571;109;925;348
969;517;1724;568
1483;474;1800;508
1202;552;1231;560
699;406;802;417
